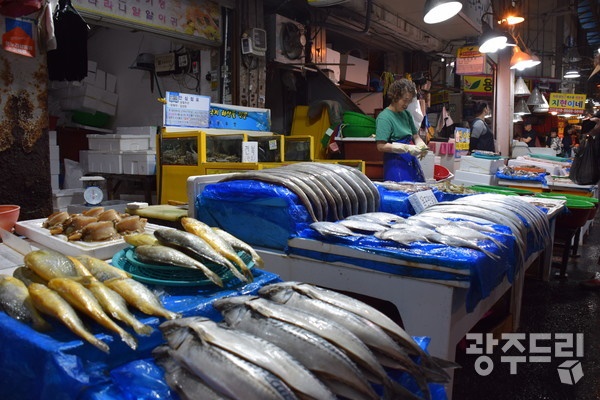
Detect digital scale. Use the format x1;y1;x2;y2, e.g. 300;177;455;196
80;176;107;206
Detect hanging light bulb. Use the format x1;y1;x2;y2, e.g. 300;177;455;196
514;77;530;95
510;46;534;70
478;21;508;53
423;0;463;24
564;69;580;78
527;87;545;106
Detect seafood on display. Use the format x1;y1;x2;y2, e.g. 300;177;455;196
41;207;147;242
219;162;381;222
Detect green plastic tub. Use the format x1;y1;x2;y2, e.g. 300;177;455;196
342;111;376;127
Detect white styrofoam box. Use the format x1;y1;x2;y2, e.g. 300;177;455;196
55;83;104;100
79;150;89;172
453;169;499;186
508;157;562;175
94;69;106;90
106;73;117;92
420;152;435;181
325;47;340;84
87;134;149;152
350;92;383;116
49;144;60;161
459;155;505;174
60;96;99;113
49;130;57;146
529;147;557;156
101;91;118;106
122;151;156;175
340;54;369;86
85;150;123;174
83;71;97;85
50;157;60;175
96;101;117;116
116;126;157;135
52;189;85;210
51;174;60;191
88;60;97;74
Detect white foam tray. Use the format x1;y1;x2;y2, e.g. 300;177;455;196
15;218;159;260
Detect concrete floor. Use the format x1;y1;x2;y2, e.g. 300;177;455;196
453;213;600;399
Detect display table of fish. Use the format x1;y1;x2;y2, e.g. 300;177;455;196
0;251;281;400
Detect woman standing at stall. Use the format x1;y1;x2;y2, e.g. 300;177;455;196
468;100;495;153
376;78;428;182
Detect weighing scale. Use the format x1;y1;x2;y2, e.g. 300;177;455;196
80;176;107;206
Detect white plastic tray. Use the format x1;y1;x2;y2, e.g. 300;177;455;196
15;218;159;260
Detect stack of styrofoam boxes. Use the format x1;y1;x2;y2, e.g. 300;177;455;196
80;128;156;176
52;60;118;117
427;139;456;173
52;189;85;212
116;126;157;175
48;130;60;190
453;155;506;186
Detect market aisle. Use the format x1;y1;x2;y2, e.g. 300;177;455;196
453;214;600;399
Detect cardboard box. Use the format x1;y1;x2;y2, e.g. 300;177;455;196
340;54;369;86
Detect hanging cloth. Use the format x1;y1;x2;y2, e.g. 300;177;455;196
47;0;88;81
0;0;43;18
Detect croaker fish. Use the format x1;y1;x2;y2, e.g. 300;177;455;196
28;282;110;353
214;295;379;400
160;317;336;400
103;277;180;320
47;278;138;350
75;255;131;282
123;233;159;247
181;217;253;282
212;227;264;269
24;249;81;281
154;228;248;283
0;275;51;331
12;266;47;286
78;277;153;336
134;244;223;287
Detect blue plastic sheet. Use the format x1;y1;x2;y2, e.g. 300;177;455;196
0;269;281;400
377;186;472;217
496;170;548;186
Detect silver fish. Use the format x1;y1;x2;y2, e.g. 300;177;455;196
28;283;110;353
338;219;389;233
153;345;232;400
134;245;223;287
310;221;364;237
265;169;327;222
160;317;336;400
435;224;507;249
214;295;379;400
163;327;299;400
0;274;51;331
317;163;370;214
212;227;264;269
345;212;404;226
259;284;438;397
375;228;430;245
154;228;248;283
220;171;319;222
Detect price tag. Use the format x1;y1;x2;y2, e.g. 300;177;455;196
408;189;438;214
242;141;258;163
268;139;278;150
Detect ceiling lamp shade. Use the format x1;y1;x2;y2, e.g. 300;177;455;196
478;22;508;53
532;92;549;113
515;98;530;115
526;87;545;106
510;46;534;70
514;76;530;95
423;0;463;24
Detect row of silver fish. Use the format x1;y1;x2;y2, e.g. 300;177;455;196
309;193;550;262
0;249;180;353
155;281;457;400
124;217;260;287
219;162;381;222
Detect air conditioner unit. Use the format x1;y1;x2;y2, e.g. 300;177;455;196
266;14;306;64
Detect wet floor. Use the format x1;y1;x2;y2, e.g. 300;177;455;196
453;213;600;399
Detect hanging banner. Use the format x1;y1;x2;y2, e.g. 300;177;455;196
454;127;470;158
2;17;35;57
462;75;493;95
73;0;222;46
455;46;486;75
548;93;586;115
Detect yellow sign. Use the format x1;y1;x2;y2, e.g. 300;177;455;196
456;46;485;75
462;75;493;94
548;93;586;114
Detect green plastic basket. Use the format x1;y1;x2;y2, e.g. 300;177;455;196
111;247;254;287
72;111;110;128
469;185;534;196
341;124;376;137
342;111;376;127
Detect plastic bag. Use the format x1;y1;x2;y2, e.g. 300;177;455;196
569;134;600;185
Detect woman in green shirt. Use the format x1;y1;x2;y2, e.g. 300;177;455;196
376;78;428;182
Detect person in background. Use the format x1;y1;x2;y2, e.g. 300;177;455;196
545;128;562;155
562;125;574;158
407;71;432;143
521;122;538;147
468;100;495;153
376;78;428;182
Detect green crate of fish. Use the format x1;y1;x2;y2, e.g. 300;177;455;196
112;247;254;287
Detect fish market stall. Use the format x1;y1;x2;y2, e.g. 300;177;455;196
189;165;563;396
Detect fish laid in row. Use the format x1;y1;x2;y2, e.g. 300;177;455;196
219;162;381;222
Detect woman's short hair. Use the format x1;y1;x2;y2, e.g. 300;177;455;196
387;78;417;103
